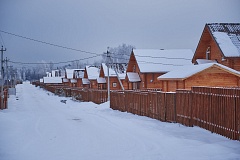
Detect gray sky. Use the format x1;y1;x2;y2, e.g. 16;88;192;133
0;0;240;67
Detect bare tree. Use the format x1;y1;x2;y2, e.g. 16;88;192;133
102;43;135;64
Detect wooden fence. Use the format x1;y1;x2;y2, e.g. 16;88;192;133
110;87;240;141
110;90;176;122
0;89;8;110
71;88;108;104
176;87;240;140
36;83;108;104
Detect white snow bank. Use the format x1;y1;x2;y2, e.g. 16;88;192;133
0;82;240;160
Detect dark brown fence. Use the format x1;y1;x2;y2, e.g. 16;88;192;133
110;87;240;141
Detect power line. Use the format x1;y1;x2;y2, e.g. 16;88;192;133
135;55;192;61
0;29;101;56
1;30;191;67
9;54;100;65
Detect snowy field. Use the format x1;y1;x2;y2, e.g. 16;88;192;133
0;82;240;160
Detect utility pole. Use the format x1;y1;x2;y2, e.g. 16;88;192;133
5;57;9;89
0;46;6;110
107;49;110;101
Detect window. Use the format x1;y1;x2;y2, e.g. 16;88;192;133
133;65;136;72
206;47;211;60
133;82;140;90
113;82;117;87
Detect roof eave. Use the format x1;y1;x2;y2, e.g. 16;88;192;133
157;78;185;81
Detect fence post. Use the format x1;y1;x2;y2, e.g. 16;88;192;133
173;93;176;123
234;89;240;140
189;90;193;127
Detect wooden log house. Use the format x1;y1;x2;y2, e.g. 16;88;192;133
192;23;240;71
73;69;85;88
83;66;99;89
43;69;64;85
125;49;193;90
65;69;84;87
97;63;126;90
157;63;240;92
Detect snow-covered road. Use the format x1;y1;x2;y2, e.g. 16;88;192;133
0;82;240;160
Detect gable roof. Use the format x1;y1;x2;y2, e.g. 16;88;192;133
73;69;85;78
101;63;126;79
157;63;240;80
66;69;84;79
85;66;99;80
97;77;106;84
207;23;240;57
195;59;217;64
43;77;63;84
101;63;117;77
82;78;90;84
133;49;193;73
127;72;141;82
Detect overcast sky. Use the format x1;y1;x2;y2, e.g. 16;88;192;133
0;0;240;67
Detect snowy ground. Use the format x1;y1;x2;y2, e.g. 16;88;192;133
0;82;240;160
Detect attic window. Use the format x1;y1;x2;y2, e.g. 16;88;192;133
133;65;136;72
206;47;211;60
112;82;117;87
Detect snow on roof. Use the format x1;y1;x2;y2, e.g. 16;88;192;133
213;32;240;57
102;63;117;77
74;69;84;79
82;78;90;84
70;79;77;83
46;72;51;77
65;69;75;79
51;70;57;77
102;63;126;79
66;69;84;79
86;66;99;80
133;49;193;73
158;63;240;80
43;77;62;84
97;77;106;84
196;59;217;64
118;73;126;80
127;72;141;82
207;23;240;57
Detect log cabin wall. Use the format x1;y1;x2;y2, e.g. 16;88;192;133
159;66;240;92
122;79;128;90
76;79;83;88
109;77;122;90
185;67;240;89
140;73;164;89
90;80;98;89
